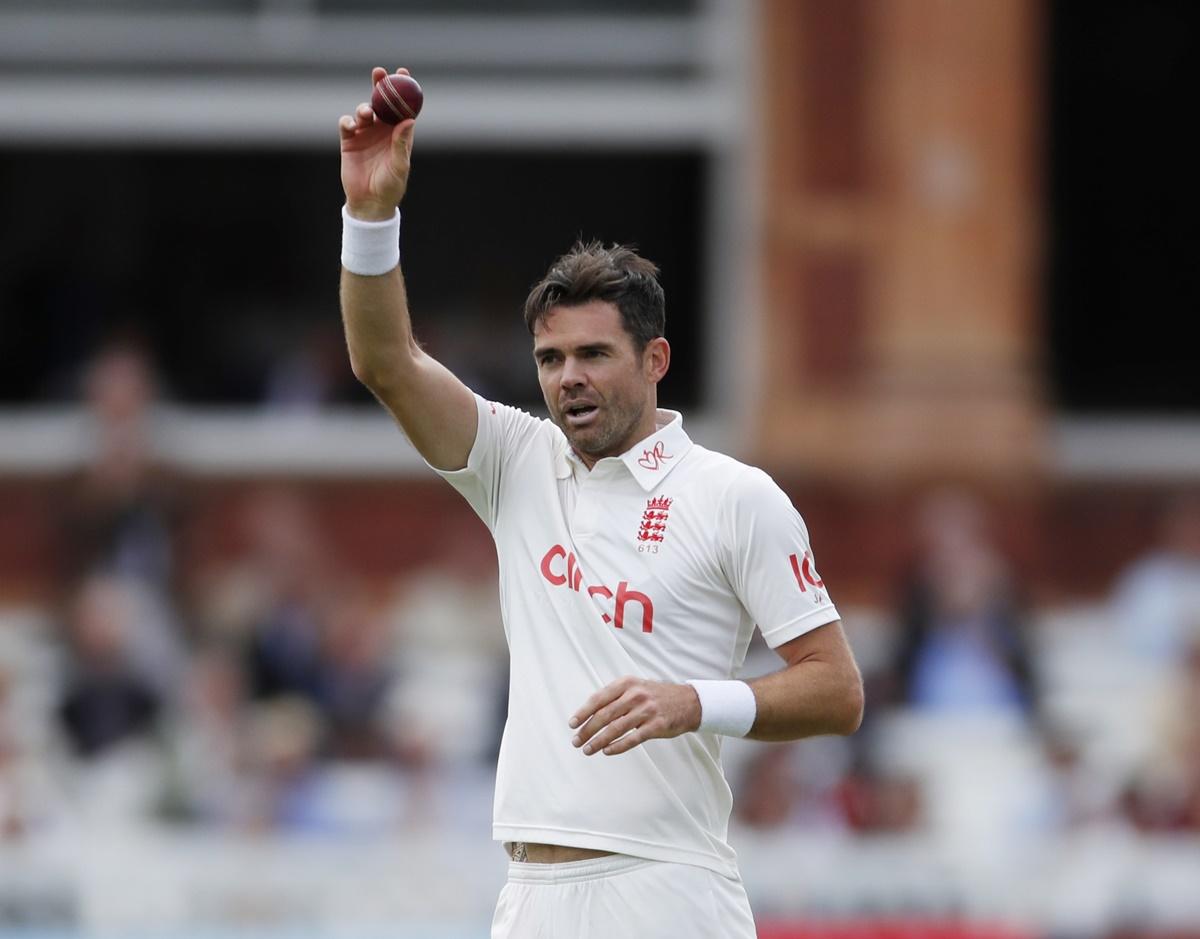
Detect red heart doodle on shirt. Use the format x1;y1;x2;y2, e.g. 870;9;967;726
637;441;672;471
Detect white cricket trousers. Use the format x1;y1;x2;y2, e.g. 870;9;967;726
490;853;758;939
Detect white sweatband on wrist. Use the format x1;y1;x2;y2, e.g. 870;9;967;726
686;679;757;737
341;205;401;275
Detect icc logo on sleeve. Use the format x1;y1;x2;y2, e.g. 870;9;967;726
789;551;825;603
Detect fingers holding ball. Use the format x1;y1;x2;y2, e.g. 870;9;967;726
338;104;376;137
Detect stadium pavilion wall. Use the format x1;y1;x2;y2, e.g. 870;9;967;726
0;0;1182;607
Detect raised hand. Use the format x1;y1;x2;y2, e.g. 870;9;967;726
339;67;417;221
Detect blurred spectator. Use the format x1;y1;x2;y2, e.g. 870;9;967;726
385;515;508;767
56;575;163;760
232;488;332;703
59;342;182;596
262;323;360;412
0;665;25;839
159;645;251;827
886;490;1037;715
834;756;923;834
734;737;922;834
82;338;158;427
1112;492;1200;664
191;487;398;763
735;737;855;832
1120;638;1200;833
314;588;393;761
0;619;68;841
735;745;794;830
1033;725;1118;833
242;696;325;832
240;693;419;837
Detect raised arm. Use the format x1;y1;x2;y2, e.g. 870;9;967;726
338;66;478;471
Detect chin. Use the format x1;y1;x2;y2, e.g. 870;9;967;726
568;426;613;457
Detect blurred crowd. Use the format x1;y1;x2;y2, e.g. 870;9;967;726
1;343;507;839
731;489;1200;845
2;344;1200;855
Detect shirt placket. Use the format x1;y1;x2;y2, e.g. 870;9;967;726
570;470;601;541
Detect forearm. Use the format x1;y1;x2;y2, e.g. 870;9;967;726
338;248;478;471
746;655;863;742
568;659;864;758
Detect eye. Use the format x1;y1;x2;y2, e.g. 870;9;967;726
537;352;561;367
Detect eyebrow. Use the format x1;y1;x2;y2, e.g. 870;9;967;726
532;342;617;359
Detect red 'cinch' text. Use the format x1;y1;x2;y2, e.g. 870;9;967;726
539;544;655;633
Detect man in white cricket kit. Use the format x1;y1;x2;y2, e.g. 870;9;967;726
338;68;864;939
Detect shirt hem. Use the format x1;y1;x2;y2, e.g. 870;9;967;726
493;824;739;879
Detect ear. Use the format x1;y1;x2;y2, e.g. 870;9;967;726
643;337;671;384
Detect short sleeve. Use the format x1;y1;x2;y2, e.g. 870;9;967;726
429;394;543;531
718;467;841;648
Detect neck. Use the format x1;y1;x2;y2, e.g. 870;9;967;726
573;405;661;470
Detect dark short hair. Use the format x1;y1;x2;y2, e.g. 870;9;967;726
523;240;665;350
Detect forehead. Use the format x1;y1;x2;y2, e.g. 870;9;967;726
532;300;629;349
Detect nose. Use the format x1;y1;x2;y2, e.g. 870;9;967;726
559;355;587;390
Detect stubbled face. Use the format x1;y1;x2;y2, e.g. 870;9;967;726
533;301;668;465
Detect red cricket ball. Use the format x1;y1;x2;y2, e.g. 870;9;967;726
371;74;423;125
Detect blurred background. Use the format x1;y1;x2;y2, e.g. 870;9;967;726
1;1;1198;937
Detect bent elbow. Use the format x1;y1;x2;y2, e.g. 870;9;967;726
836;675;865;736
348;355;376;389
351;360;390;395
348;348;390;390
349;345;416;395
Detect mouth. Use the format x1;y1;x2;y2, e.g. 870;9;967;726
562;402;599;428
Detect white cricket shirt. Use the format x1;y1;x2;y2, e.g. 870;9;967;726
435;395;840;877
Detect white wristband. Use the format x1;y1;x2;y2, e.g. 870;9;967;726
341;205;401;275
686;679;757;737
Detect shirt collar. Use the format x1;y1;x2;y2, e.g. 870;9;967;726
557;409;693;491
